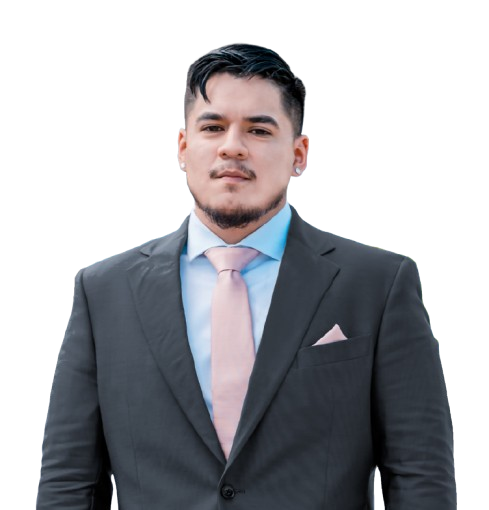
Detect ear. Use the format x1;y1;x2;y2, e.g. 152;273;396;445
291;135;309;176
178;128;187;170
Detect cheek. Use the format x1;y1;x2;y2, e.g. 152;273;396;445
257;173;291;198
261;145;294;171
186;148;212;179
186;148;203;167
186;139;209;161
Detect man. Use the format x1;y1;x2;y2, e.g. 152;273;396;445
37;44;456;509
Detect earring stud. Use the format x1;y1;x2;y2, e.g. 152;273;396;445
180;162;186;170
295;168;301;175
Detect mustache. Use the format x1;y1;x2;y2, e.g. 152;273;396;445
209;162;256;180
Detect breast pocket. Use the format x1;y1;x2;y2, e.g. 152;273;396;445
295;334;372;369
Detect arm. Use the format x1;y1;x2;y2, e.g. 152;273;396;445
372;256;456;509
37;269;112;510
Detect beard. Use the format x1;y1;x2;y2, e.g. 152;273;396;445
190;186;287;229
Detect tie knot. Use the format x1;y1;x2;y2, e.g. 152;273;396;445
205;247;260;273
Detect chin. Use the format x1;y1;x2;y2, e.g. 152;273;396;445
191;189;286;230
210;199;259;214
208;189;258;209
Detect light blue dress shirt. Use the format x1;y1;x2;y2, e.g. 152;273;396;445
180;202;292;420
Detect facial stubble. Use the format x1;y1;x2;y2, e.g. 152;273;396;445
190;185;287;230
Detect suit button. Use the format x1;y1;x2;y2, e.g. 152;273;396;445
221;484;236;499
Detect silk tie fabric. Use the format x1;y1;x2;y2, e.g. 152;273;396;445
204;247;260;460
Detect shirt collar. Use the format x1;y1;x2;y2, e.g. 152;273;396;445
186;202;292;262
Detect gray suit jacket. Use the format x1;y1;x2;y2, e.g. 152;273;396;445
37;206;456;509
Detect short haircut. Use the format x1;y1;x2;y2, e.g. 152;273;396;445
184;43;306;137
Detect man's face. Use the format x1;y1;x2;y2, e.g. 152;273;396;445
178;73;308;229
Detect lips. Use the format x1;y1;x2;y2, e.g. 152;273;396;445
216;170;250;180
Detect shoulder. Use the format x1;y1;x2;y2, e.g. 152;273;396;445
326;230;406;265
77;235;164;284
291;207;406;261
313;225;422;300
79;216;189;285
290;208;412;284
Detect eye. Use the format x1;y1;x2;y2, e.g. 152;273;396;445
202;125;224;132
249;128;271;136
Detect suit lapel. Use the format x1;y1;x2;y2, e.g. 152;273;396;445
126;217;226;465
224;207;340;469
126;208;340;469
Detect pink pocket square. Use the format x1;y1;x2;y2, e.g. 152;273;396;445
312;324;348;346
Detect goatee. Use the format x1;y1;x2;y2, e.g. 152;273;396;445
191;188;286;229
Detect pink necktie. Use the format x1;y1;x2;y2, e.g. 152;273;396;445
205;247;260;460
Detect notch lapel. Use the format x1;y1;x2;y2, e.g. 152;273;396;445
224;208;340;469
126;217;226;465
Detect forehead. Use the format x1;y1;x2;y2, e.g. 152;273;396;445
188;73;287;121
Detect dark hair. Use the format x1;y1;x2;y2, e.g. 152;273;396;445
184;43;306;137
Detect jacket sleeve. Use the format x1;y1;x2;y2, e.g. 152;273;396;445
372;256;456;509
37;268;112;510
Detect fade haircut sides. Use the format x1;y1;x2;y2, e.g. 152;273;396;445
184;43;306;137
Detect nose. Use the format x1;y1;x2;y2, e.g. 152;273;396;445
218;128;248;159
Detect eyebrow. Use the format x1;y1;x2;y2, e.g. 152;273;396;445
195;112;279;129
195;112;224;123
245;115;279;128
